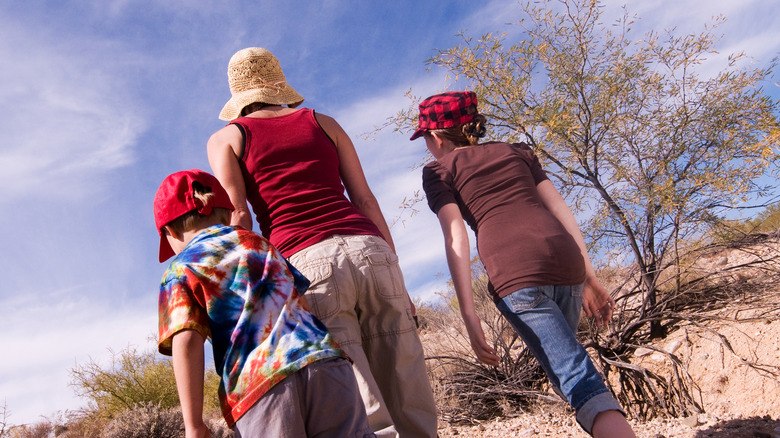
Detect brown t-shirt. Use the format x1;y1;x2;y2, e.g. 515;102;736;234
422;142;586;300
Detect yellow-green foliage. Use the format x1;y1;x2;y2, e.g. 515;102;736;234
744;202;780;234
388;0;780;316
711;202;780;243
70;345;222;421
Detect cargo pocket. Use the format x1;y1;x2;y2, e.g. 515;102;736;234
364;250;404;298
299;260;340;319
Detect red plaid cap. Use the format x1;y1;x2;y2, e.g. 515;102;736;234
409;91;478;140
153;169;235;262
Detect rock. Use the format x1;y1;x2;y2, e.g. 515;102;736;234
682;415;700;428
635;347;653;357
666;340;682;354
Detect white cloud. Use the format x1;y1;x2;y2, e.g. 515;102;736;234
0;17;145;204
0;290;156;425
601;0;780;61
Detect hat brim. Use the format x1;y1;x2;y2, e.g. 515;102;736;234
159;234;175;263
219;87;304;121
410;127;427;141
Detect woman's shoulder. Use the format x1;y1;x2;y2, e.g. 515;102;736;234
312;110;337;127
509;141;533;151
423;158;442;169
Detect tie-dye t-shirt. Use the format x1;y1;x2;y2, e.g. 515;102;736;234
157;225;345;426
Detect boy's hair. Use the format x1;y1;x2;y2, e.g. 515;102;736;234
164;181;232;235
153;169;235;262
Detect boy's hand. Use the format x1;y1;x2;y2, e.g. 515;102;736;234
185;423;211;438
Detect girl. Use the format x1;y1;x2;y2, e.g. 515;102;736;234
413;91;635;437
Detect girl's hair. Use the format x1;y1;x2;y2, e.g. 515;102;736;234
164;182;232;234
429;114;488;146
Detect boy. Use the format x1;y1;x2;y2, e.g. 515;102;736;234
153;169;373;438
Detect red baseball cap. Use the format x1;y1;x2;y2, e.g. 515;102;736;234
153;169;235;262
409;91;478;140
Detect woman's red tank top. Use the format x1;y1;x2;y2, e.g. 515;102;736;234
231;108;382;257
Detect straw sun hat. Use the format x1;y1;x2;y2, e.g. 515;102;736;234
218;47;304;121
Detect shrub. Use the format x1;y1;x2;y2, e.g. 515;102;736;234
420;263;550;423
102;403;183;438
100;403;233;438
70;344;223;421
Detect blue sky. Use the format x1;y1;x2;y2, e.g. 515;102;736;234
1;0;778;427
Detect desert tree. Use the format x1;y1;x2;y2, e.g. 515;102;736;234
394;0;779;337
0;402;8;438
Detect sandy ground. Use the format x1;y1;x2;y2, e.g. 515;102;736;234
436;310;780;437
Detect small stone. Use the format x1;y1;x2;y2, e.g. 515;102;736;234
682;415;700;428
635;347;653;357
666;340;682;354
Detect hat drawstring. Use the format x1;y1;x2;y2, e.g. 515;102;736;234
245;78;287;96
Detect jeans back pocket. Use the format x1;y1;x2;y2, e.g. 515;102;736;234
504;286;545;312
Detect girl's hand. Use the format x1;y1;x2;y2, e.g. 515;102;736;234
582;275;614;327
462;313;500;366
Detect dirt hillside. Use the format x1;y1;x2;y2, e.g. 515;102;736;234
432;239;780;438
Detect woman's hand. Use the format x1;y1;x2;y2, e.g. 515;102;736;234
462;313;500;366
582;275;614;327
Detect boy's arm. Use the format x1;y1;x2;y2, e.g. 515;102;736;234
172;329;212;438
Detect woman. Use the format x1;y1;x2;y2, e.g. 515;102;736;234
413;91;635;437
207;47;437;438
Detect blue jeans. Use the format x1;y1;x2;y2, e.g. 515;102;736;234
495;284;623;434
